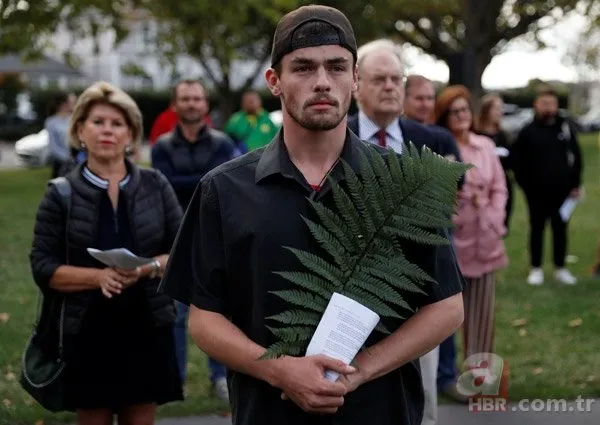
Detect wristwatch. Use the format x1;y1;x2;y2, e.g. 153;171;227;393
148;259;161;279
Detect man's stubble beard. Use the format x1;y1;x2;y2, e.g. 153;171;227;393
180;115;203;125
282;92;349;131
539;112;557;125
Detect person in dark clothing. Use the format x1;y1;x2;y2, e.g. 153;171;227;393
511;88;583;286
403;74;462;164
476;93;514;232
159;6;464;425
45;92;76;178
29;82;183;424
151;78;240;401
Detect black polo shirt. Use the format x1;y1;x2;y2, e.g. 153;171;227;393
160;129;464;425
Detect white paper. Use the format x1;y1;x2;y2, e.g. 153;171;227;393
559;197;579;222
87;248;152;270
305;292;380;382
494;147;510;158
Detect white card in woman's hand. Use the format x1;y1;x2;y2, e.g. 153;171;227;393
87;248;152;270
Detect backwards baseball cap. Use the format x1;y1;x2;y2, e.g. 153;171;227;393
270;5;357;67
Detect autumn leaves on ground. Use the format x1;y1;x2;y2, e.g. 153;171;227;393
1;135;600;424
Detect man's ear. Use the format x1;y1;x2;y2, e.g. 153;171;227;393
352;64;359;92
353;76;361;104
265;68;281;96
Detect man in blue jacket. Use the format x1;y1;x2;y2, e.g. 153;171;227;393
152;78;241;403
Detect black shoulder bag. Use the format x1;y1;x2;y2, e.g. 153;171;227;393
20;176;71;412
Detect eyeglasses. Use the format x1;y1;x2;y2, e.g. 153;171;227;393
448;106;471;117
363;74;406;87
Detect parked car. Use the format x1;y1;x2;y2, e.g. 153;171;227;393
14;129;50;168
577;108;600;133
269;109;282;126
500;108;534;139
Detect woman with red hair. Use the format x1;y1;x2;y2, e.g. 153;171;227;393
434;85;508;359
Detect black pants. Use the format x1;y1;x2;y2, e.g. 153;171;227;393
505;177;514;232
525;195;567;268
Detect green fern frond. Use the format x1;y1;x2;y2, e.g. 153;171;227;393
383;224;450;245
262;142;470;360
266;310;321;327
329;183;369;248
393;207;451;229
301;218;354;274
258;340;306;360
356;150;390;221
386;147;406;187
272;272;337;299
368;151;396;210
350;275;412;313
282;247;345;287
269;289;328;313
267;325;314;342
374;321;391;335
367;253;436;283
307;199;359;252
340;161;379;234
344;287;403;319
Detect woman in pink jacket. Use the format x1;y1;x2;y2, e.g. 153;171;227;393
434;85;508;360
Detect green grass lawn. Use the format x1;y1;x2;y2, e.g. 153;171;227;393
1;134;600;424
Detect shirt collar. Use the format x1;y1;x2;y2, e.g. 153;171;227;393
358;110;403;142
82;165;131;189
255;127;366;185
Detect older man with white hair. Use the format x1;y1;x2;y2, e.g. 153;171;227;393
347;39;465;425
347;39;460;160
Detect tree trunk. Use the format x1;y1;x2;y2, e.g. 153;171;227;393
212;87;241;130
445;48;490;111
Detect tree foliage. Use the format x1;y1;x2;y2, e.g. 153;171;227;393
562;8;600;83
0;0;61;56
0;0;142;62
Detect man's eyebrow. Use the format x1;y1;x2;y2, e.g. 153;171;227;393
289;56;350;65
326;57;350;63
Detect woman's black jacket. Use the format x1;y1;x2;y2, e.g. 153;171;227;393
29;161;183;355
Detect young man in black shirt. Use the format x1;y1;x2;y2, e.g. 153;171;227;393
160;5;464;425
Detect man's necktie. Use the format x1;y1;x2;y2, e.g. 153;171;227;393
376;128;387;147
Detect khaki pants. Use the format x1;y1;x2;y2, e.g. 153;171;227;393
419;346;440;425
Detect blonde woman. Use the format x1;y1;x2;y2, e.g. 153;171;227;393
30;82;184;424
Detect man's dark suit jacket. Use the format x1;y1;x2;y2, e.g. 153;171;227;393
347;114;464;189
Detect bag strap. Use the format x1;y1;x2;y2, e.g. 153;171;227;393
33;177;72;357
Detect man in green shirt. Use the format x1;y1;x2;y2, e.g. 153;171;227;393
224;90;280;151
